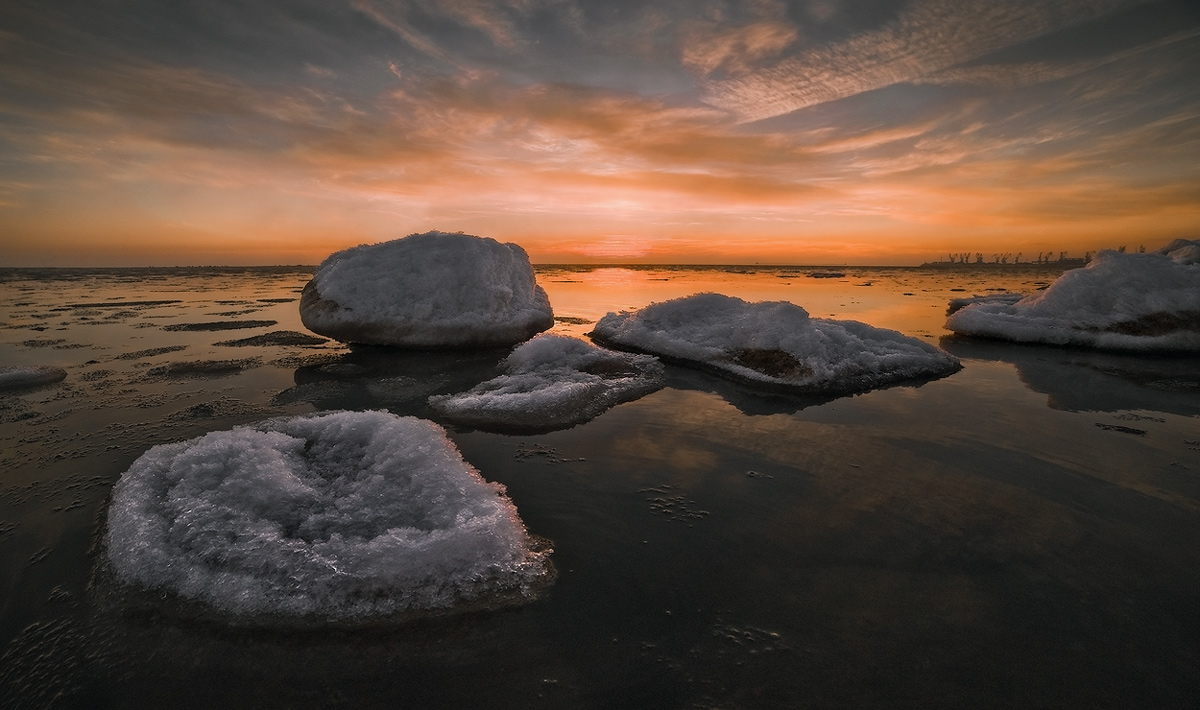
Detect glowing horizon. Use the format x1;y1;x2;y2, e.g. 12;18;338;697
2;1;1198;267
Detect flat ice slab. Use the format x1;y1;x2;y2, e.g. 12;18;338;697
105;411;553;620
590;293;960;393
300;231;553;348
945;243;1200;351
429;334;664;430
0;365;66;390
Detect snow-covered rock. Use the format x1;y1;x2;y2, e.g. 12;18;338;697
429;334;663;430
300;232;553;348
105;411;553;620
590;293;960;393
0;365;66;390
945;243;1200;351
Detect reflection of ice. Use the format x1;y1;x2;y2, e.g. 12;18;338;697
592;293;960;394
300;232;553;347
946;243;1200;351
941;337;1200;416
104;411;553;621
660;360;961;416
430;334;663;432
270;345;507;417
662;368;842;416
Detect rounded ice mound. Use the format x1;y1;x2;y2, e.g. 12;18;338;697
429;334;664;431
104;411;553;620
590;293;960;394
0;365;66;390
300;231;554;347
945;244;1200;351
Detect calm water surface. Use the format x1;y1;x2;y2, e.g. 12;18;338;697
1;265;1197;709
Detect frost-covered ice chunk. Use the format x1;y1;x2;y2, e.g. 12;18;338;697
1157;238;1200;265
300;231;553;348
0;365;66;390
945;245;1200;351
105;411;552;620
429;334;663;430
590;293;960;393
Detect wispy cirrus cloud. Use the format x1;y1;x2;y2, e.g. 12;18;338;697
353;0;576;55
916;25;1200;90
703;0;1150;122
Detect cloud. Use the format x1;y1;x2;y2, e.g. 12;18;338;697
703;0;1149;121
354;0;572;53
389;73;812;172
304;64;336;79
350;0;467;68
3;0;1197;265
915;25;1200;90
681;20;799;76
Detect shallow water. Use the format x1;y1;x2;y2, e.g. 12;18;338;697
1;265;1198;709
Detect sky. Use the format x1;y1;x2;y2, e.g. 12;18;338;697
1;0;1199;266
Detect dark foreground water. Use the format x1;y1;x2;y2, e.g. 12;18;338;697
1;265;1198;709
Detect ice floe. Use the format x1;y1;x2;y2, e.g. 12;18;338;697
945;243;1200;351
0;366;66;390
300;231;553;348
429;334;664;430
163;320;277;332
590;293;960;393
215;330;328;347
147;358;261;378
105;410;553;620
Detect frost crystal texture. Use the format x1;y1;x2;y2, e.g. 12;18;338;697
429;334;664;430
0;365;66;390
945;243;1200;351
105;411;552;619
300;231;553;347
590;293;960;393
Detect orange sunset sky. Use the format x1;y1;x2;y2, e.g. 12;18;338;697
2;0;1199;266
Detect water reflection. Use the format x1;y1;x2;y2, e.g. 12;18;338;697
659;366;960;416
3;266;1199;709
941;336;1200;415
272;345;509;421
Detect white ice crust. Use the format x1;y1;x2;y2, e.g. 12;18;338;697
300;231;553;347
1158;238;1200;265
429;334;663;430
105;411;552;619
0;365;66;390
590;293;960;393
945;243;1200;351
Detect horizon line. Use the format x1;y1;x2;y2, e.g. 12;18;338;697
0;260;1092;270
